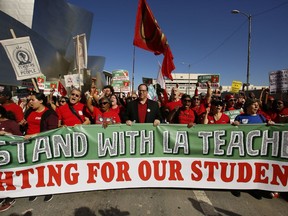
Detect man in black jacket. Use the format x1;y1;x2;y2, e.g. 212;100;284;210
124;84;162;126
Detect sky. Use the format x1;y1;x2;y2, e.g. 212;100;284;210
67;0;288;88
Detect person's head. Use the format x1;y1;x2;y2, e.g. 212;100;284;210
273;99;285;112
244;98;259;115
69;88;82;105
98;96;111;112
170;87;181;101
102;85;114;97
181;94;192;110
199;92;206;101
29;92;47;111
110;94;119;106
192;95;200;106
137;84;148;101
210;99;225;114
0;89;12;104
225;94;236;107
131;93;138;100
267;95;275;109
59;96;68;106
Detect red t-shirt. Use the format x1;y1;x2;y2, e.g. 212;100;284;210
57;103;86;126
92;107;121;124
3;103;24;123
268;107;288;123
207;113;230;124
166;100;182;112
178;109;196;124
191;103;206;116
26;107;49;135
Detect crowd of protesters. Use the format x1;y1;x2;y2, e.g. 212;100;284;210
0;80;288;212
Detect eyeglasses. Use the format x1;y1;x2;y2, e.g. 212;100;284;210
71;93;80;97
229;99;236;102
99;101;109;106
277;102;283;105
193;98;200;100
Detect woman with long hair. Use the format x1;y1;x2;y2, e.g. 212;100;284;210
23;92;58;139
22;92;58;203
203;99;230;124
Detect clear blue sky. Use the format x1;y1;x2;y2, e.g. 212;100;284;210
67;0;288;88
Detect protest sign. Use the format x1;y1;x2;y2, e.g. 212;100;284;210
224;109;242;123
231;80;242;93
198;75;220;89
111;69;130;93
1;124;287;198
269;69;288;93
0;36;43;80
64;74;83;88
36;76;46;90
112;69;129;81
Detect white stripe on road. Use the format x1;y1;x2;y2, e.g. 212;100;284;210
193;190;219;216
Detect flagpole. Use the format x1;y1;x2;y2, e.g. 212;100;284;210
132;46;136;92
76;35;82;91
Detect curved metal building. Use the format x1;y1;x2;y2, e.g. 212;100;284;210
0;0;105;86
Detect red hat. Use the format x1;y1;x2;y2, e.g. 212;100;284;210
268;96;274;100
225;94;234;101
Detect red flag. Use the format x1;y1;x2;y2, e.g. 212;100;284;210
161;47;175;80
58;81;67;96
133;0;175;80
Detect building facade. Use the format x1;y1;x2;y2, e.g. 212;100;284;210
0;0;105;89
153;72;267;96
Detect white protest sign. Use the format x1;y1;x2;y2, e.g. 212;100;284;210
64;74;83;88
0;36;43;80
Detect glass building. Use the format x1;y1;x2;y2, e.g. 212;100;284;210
0;0;105;87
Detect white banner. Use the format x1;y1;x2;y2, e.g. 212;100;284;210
0;36;43;80
74;34;87;70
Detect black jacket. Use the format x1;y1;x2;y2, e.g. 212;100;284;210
123;99;162;123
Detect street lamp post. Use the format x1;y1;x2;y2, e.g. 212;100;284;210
182;62;191;95
231;9;252;91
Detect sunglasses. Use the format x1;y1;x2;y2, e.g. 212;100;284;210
132;97;137;99
71;93;80;97
60;100;66;103
99;101;109;106
229;99;236;102
183;99;192;102
212;102;224;106
193;98;200;100
277;102;283;105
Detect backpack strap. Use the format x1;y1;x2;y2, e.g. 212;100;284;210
40;109;56;131
68;105;84;123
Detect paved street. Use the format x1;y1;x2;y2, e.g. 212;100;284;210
2;189;288;216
